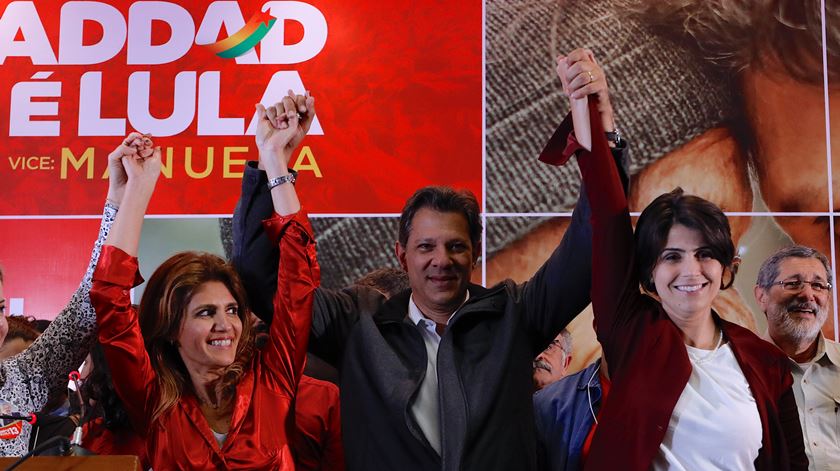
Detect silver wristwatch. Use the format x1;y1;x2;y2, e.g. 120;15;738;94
605;127;623;146
267;170;298;190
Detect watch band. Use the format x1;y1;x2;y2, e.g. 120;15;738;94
267;170;298;190
605;127;622;145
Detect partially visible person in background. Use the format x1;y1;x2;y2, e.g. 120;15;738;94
754;245;840;470
0;316;79;453
21;314;78;453
534;356;609;470
0;317;39;360
293;374;344;471
353;268;410;299
30;319;51;334
0;128;135;455
533;329;573;391
250;315;344;471
80;342;148;468
245;268;409;471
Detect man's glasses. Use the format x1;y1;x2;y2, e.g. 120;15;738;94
773;279;832;293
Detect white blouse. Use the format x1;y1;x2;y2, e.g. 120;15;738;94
652;343;762;470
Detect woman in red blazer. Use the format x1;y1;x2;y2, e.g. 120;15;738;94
541;49;807;470
90;93;320;469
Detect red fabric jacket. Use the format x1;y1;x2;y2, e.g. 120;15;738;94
90;212;319;470
82;417;148;468
81;375;344;471
540;100;807;470
293;375;344;471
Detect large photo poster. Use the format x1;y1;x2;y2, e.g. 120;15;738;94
486;0;840;371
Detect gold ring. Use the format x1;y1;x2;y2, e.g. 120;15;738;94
587;71;595;83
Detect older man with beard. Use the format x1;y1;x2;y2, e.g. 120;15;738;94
533;328;573;391
754;246;840;470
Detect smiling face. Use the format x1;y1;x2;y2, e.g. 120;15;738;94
757;257;829;346
177;281;242;376
652;225;724;323
396;208;476;318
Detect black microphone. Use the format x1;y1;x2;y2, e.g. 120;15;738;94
0;414;35;424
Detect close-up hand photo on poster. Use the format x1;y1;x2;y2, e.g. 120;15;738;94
0;0;838;469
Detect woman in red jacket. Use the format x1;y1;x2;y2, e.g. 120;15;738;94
541;50;807;470
90;92;319;469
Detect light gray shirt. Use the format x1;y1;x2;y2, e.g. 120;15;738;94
407;293;468;456
789;336;840;471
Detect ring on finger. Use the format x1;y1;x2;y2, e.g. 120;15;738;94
587;71;595;83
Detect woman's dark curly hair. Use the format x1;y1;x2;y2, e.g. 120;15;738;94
81;342;130;430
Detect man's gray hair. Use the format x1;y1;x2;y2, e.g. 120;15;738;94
557;328;573;357
756;245;832;289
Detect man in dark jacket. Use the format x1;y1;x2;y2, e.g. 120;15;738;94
235;177;592;471
232;86;626;471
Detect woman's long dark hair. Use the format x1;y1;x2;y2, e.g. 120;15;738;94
81;342;130;430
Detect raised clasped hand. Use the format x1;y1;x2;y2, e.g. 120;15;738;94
556;49;608;99
557;48;615;133
255;90;316;174
107;132;156;206
118;133;161;201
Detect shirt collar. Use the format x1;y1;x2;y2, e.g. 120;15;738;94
761;330;840;367
819;336;840;366
407;292;470;327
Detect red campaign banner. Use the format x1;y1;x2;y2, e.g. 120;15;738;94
0;219;101;319
0;0;482;215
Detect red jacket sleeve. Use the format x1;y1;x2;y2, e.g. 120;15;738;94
90;245;158;435
261;211;320;397
540;97;640;361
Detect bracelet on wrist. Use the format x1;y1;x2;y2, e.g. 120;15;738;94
267;170;298;190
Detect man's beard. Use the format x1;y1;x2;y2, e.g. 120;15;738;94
768;301;827;345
